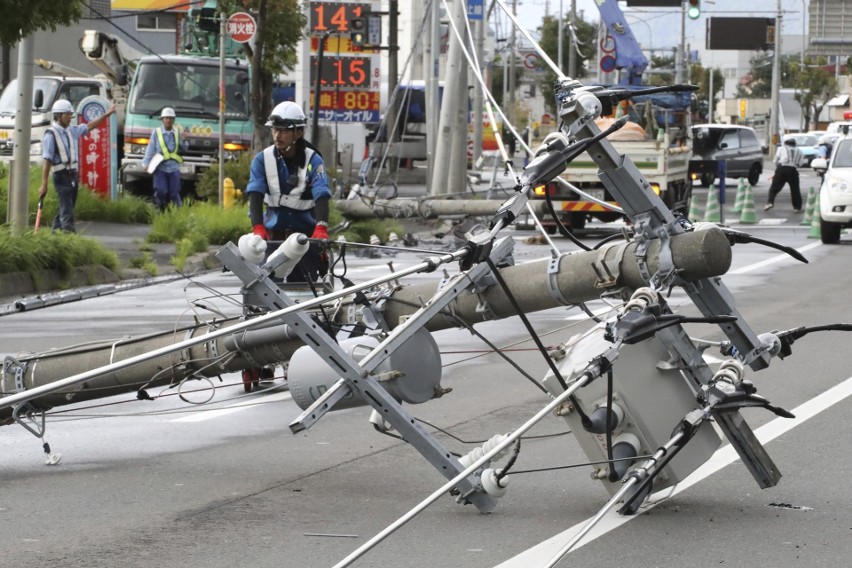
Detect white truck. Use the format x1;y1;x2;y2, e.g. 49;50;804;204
531;98;693;232
0;74;115;163
0;30;141;164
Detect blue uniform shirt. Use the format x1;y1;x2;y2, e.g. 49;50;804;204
245;147;332;233
42;123;89;166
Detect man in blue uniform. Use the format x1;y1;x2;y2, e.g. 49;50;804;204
245;101;332;283
142;107;186;210
38;99;116;232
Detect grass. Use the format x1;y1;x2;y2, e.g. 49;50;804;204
0;225;119;276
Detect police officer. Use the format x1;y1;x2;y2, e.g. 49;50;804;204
245;101;332;283
142;107;186;210
765;138;804;212
38;99;116;232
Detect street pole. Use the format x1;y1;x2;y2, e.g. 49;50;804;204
676;1;685;84
558;0;563;72
8;34;34;231
508;0;516;125
218;7;226;208
568;0;577;79
770;0;782;148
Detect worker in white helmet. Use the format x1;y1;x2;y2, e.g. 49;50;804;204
142;106;187;210
245;101;332;283
38;99;116;232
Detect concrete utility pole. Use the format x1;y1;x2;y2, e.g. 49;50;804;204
8;35;34;231
431;0;466;195
472;19;485;168
676;1;685;84
425;0;440;191
0;227;735;420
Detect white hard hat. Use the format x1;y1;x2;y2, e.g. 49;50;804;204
51;99;74;114
161;107;176;118
266;101;306;129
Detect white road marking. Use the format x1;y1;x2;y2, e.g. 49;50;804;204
493;375;852;567
728;241;822;275
170;391;292;423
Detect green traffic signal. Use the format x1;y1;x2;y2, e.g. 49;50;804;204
687;0;700;20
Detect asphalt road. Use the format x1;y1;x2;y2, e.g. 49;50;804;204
1;166;851;568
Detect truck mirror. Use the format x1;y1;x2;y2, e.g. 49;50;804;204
236;71;249;85
34;89;44;111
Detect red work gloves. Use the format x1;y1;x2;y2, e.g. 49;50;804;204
252;224;269;240
311;224;329;241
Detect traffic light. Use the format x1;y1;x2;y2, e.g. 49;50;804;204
687;0;701;20
350;16;366;47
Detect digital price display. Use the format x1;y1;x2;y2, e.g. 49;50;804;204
310;55;372;90
309;1;370;33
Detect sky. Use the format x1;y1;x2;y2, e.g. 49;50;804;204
504;0;810;58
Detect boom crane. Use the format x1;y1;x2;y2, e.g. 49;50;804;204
596;0;649;86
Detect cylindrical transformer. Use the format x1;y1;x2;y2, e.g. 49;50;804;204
288;327;443;410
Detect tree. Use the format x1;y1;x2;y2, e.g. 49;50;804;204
645;54;675;87
689;64;724;121
0;0;84;48
221;0;305;151
791;57;837;130
735;52;774;98
536;13;598;114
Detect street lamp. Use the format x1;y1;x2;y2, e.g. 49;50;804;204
800;0;806;64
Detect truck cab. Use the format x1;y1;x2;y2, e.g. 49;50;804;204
0;76;112;163
119;55;252;195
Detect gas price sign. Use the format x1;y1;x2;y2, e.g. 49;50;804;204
308;1;381;123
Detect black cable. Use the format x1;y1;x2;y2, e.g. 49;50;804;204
605;366;618;482
483;257;594;428
506;454;655;476
415;418;571;445
495;438;520;481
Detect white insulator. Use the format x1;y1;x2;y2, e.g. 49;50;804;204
623;287;657;313
369;234;381;246
713;359;745;386
481;468;509;498
263;233;309;279
346;183;362;200
387;232;399;246
458;433;510;469
576;91;603;119
237;233;267;265
758;332;782;358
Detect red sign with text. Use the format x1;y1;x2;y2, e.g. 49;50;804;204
76;96;116;199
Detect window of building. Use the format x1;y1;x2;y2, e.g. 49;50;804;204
137;12;177;32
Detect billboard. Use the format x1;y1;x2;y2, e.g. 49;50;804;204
111;0;189;9
706;18;775;51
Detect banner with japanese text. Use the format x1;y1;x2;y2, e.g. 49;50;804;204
76;96;118;199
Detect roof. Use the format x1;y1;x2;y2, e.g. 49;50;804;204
827;94;850;106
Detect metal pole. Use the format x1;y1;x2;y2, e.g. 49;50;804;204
312;33;326;147
770;0;782;148
676;1;685;84
218;6;226;207
801;0;806;65
558;0;563;72
709;69;714;123
9;34;34;231
508;0;516;125
568;0;577;78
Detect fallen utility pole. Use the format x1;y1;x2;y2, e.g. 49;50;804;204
335;198;550;219
1;227;731;423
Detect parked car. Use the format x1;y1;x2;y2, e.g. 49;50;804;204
782;133;820;166
689;124;764;186
810;137;852;243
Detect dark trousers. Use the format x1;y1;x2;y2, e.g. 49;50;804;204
51;170;78;232
767;165;802;209
153;169;182;209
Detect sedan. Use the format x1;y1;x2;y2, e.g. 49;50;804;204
782;133;820;166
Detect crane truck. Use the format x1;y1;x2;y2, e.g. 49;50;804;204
530;0;693;233
82;3;253;195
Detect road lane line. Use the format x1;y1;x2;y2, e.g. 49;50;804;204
170;391;292;423
728;241;822;275
494;375;852;567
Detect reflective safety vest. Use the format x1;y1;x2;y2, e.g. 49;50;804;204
48;125;78;172
262;146;315;211
155;128;183;163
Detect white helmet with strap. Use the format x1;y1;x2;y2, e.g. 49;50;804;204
161;107;176;118
51;99;74;115
266;101;307;130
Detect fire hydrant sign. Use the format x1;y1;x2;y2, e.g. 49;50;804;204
76;95;117;200
227;12;257;43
